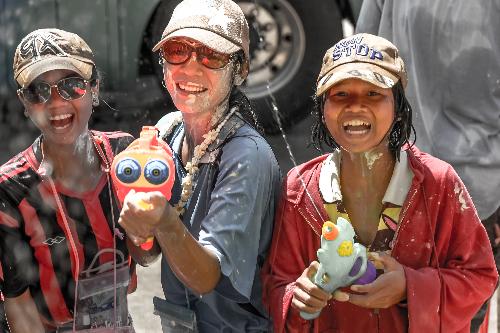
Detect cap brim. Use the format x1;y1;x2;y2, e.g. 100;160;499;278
16;57;94;88
316;63;399;96
152;28;239;55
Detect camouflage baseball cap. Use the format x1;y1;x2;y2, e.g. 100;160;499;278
152;0;249;64
316;33;407;97
13;28;95;88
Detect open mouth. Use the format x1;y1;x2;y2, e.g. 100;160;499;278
49;113;74;130
343;119;371;135
177;82;207;94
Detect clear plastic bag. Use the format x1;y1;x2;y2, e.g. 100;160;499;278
153;296;198;333
73;249;134;332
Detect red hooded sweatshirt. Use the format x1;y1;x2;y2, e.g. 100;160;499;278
262;146;498;333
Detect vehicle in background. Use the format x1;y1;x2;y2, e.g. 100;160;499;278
0;0;361;163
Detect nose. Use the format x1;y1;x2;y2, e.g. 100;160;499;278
346;96;366;113
180;51;203;74
47;85;67;106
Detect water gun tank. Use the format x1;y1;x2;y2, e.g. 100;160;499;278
110;126;175;249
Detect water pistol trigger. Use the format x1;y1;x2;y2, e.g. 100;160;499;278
140;237;155;251
137;199;153;210
136;198;154;250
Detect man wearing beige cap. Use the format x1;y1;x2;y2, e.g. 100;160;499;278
263;33;497;333
118;0;280;332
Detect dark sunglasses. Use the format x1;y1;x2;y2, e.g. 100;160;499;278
160;40;233;69
18;77;90;104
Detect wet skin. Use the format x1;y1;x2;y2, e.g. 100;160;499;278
323;78;395;154
293;79;406;315
21;69;96;148
121;37;239;295
324;78;396;246
163;37;234;129
19;69;104;193
162;37;238;165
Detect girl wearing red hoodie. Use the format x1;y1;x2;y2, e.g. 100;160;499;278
262;33;498;333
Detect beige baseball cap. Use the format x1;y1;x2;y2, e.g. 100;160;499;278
13;28;95;88
316;33;407;97
152;0;250;64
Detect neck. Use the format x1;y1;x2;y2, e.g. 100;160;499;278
182;102;229;151
340;145;395;197
182;111;213;148
41;132;102;190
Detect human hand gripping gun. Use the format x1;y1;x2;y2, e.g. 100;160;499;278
111;126;175;251
300;217;377;320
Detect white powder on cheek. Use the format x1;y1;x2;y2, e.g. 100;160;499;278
164;56;235;115
31;111;48;127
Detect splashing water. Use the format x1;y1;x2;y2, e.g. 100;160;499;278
248;0;325;221
266;81;324;222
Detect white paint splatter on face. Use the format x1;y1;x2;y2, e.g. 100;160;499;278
164;56;235;116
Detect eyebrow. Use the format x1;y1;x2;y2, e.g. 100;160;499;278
33;74;81;85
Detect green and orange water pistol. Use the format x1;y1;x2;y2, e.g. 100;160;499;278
300;217;377;320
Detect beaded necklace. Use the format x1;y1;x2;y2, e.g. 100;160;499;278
165;107;237;214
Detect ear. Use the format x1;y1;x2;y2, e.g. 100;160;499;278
233;61;249;86
17;90;29;110
90;79;100;95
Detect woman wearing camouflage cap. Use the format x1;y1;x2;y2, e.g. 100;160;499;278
262;33;497;332
117;0;281;332
0;29;136;332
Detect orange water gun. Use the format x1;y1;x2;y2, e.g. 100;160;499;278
111;126;175;250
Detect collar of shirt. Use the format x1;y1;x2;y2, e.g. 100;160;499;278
170;112;245;165
319;150;414;207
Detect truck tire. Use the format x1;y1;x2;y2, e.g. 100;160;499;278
150;0;344;134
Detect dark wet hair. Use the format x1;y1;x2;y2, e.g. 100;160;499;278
228;50;262;133
89;66;101;87
310;81;416;161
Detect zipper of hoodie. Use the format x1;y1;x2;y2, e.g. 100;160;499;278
298;207;322;237
390;187;418;252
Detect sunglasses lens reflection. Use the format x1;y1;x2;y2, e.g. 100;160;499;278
58;77;87;100
162;41;231;69
21;77;88;104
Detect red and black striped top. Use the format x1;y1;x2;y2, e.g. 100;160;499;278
0;131;134;327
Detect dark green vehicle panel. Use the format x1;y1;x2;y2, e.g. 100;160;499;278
1;0;160;92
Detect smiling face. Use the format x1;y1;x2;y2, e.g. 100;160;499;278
323;78;395;154
162;38;236;116
20;69;96;146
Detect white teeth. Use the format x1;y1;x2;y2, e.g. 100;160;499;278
343;119;370;127
53;123;71;130
178;82;205;93
49;114;72;121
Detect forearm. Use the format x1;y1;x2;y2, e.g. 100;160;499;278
126;237;161;267
5;290;44;333
154;211;221;295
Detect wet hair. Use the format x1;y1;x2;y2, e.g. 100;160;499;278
228;50;262;133
90;66;100;87
157;46;260;131
228;86;262;133
310;81;416;161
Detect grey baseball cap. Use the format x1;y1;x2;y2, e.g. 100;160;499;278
13;28;95;88
152;0;250;65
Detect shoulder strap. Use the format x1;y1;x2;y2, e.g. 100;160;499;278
90;131;113;172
